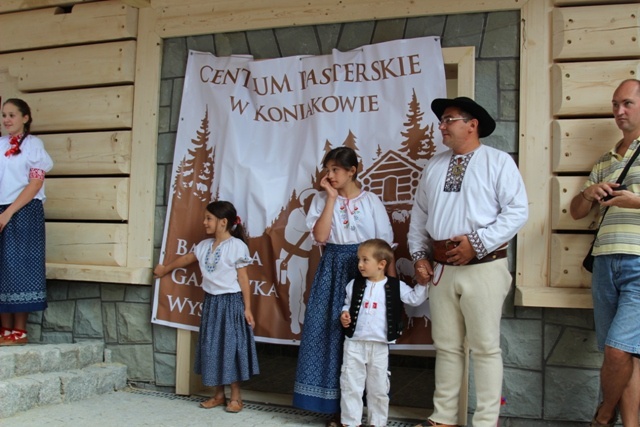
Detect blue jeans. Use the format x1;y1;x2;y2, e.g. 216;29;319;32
592;255;640;355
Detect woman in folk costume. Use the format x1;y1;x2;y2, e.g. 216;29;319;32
0;98;53;346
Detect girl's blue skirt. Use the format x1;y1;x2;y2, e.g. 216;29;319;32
195;292;259;386
0;199;48;313
293;243;360;414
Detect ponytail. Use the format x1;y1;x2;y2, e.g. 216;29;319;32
230;218;246;242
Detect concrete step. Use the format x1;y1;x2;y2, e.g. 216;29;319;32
0;342;128;419
0;341;105;380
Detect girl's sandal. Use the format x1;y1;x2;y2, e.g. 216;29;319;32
225;399;243;413
199;395;226;409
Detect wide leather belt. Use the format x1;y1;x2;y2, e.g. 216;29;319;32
432;240;507;266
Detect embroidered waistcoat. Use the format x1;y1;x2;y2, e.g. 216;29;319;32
344;275;404;341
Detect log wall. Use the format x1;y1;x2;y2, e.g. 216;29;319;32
0;1;150;284
527;1;640;307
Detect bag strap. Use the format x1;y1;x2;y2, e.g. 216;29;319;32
594;140;640;231
614;141;640;184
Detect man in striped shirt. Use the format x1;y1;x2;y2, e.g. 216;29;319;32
570;79;640;427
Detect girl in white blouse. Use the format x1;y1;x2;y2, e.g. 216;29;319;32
0;99;53;346
154;201;259;413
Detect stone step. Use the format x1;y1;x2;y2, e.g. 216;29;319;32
0;362;128;418
0;341;128;419
0;341;105;380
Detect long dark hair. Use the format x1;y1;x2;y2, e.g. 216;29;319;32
3;98;33;148
322;146;359;181
206;201;246;242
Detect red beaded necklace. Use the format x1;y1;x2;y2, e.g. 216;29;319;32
4;134;23;157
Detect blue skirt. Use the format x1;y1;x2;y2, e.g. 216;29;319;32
293;243;360;414
194;292;259;386
0;199;48;313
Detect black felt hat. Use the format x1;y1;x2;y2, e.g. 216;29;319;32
431;96;496;138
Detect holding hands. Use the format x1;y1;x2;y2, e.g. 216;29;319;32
414;259;433;285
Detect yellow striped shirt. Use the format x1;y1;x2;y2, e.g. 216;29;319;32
584;139;640;256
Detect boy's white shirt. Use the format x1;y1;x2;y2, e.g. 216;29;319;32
342;277;428;343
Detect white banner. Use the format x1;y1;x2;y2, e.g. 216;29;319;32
152;37;446;348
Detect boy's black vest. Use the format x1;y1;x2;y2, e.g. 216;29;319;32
344;275;404;341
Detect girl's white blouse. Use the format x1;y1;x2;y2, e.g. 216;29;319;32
0;135;53;204
193;237;252;295
306;190;394;245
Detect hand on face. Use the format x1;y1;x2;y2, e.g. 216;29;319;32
320;173;338;198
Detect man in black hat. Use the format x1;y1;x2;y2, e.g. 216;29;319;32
408;97;528;427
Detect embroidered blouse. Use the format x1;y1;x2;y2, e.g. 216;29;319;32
0;134;53;205
306;190;393;245
193;237;252;295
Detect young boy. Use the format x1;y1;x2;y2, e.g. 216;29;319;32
339;238;429;427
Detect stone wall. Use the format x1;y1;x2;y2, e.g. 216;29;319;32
28;10;603;423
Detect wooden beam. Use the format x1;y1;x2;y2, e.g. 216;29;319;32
549;234;593;288
126;6;162;270
44;131;132;176
0;2;138;53
0;0;93;14
46;222;128;266
25;86;134;133
45;177;129;221
119;0;150;7
551;176;595;230
46;263;152;285
154;0;522;38
552;119;619;173
442;46;475;98
516;0;553;293
552;61;640;117
515;286;593;309
0;41;136;92
175;329;195;395
553;4;640;61
554;0;638;6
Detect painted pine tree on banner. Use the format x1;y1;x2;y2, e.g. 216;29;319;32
156;107;217;328
311;139;334;189
399;89;436;161
177;107;214;202
343;130;363;174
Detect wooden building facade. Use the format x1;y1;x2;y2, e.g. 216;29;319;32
1;0;639;421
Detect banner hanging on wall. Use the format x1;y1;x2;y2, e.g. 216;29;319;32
152;36;447;348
